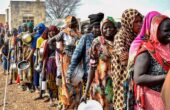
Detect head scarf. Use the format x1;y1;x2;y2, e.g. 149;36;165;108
49;25;60;35
129;11;161;63
65;16;74;27
142;15;170;71
101;17;116;36
27;22;34;28
121;9;142;33
114;9;142;56
36;23;46;35
63;16;81;37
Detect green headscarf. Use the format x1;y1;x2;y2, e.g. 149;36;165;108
27;22;34;28
107;16;115;23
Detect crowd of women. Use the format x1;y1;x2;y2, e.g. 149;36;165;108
0;8;170;110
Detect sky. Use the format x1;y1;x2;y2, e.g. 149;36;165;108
76;0;170;20
1;0;170;21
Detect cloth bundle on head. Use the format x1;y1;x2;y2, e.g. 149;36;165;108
88;12;104;26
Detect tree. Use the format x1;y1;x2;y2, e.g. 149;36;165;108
46;0;81;20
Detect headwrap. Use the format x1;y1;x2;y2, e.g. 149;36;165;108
129;11;161;65
36;23;46;35
113;9;142;59
121;9;142;34
31;23;46;49
63;16;81;37
88;12;104;26
141;15;170;71
65;16;75;27
128;11;170;71
27;22;34;28
49;25;60;34
101;17;116;36
107;16;115;23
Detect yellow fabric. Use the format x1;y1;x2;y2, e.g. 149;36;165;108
36;37;45;49
9;37;15;49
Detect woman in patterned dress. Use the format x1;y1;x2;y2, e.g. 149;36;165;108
111;9;143;110
48;16;81;109
81;18;117;110
133;14;170;110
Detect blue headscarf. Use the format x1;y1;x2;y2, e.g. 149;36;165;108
31;23;46;49
36;23;46;35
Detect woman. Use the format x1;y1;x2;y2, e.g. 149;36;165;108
34;28;49;95
126;11;161;110
48;16;81;109
41;26;59;106
111;9;143;110
8;28;18;85
81;18;117;110
133;14;170;109
1;41;9;75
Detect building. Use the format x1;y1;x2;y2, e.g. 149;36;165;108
0;14;5;25
6;0;46;30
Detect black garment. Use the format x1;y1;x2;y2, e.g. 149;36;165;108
88;12;104;26
0;34;4;48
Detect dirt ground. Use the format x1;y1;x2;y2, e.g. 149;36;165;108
0;66;57;110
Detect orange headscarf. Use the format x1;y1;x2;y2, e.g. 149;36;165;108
63;16;81;38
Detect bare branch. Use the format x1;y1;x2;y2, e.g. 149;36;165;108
46;0;81;20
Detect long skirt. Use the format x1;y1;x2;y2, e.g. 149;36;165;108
46;57;58;98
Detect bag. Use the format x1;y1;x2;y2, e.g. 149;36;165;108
135;86;165;110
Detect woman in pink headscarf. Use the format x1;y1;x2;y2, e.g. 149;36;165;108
128;11;161;70
128;11;170;110
125;12;161;109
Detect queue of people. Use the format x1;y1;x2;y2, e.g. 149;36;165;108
0;8;170;110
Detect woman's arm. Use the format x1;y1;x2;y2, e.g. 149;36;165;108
48;32;64;45
134;52;166;86
84;67;95;95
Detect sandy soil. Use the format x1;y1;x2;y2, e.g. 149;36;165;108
0;66;57;110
